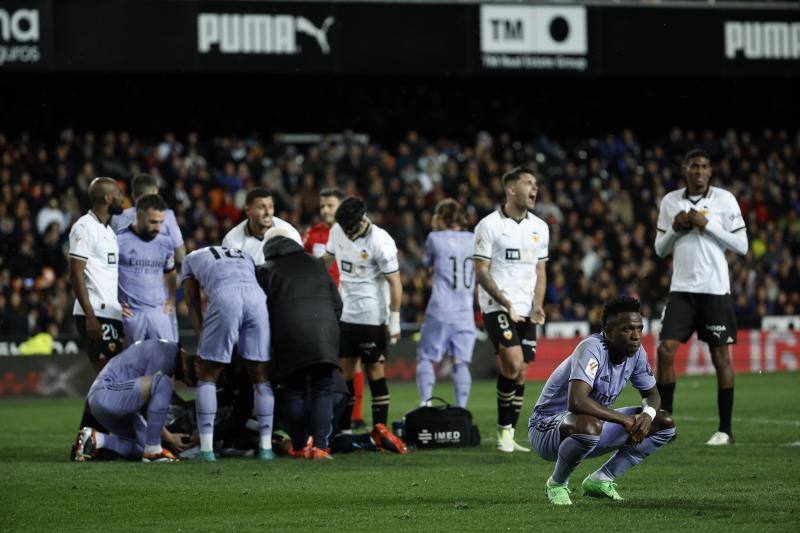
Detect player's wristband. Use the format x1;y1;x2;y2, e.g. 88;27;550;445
388;311;401;337
642;406;657;420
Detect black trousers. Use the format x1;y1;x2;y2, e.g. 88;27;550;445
281;364;337;451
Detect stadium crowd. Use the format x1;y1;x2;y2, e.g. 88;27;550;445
0;127;798;341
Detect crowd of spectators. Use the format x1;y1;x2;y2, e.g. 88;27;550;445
0;126;798;342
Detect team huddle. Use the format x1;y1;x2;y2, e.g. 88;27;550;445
67;150;748;504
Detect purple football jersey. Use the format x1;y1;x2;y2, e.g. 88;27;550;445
93;339;178;385
180;246;260;295
112;207;184;249
423;230;475;325
531;334;656;419
117;226;175;309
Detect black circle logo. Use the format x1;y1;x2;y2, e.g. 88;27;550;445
549;16;570;43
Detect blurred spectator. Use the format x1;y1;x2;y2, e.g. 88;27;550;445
0;126;798;339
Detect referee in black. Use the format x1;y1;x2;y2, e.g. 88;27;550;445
654;149;748;446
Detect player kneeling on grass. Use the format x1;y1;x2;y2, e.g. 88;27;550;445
75;339;197;463
528;297;676;505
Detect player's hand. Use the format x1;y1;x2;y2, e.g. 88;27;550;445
506;304;522;323
531;305;546;325
162;429;191;453
621;414;636;435
121;303;134;318
86;315;101;342
672;211;691;232
627;414;652;444
688;209;708;231
163;300;175;315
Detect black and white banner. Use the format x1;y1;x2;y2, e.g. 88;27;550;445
0;1;796;76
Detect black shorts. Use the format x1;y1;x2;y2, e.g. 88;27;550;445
339;322;388;365
660;292;737;347
74;315;124;361
483;311;537;362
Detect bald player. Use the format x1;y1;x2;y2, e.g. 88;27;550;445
68;177;125;459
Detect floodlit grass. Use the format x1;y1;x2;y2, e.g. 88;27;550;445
2;372;799;532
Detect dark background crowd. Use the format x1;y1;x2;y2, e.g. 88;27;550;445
1;125;798;342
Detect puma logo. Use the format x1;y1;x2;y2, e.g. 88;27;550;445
295;16;335;54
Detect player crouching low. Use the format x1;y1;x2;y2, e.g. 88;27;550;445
75;339;197;463
528;297;676;505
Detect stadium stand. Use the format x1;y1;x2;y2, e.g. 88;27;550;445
0;127;797;342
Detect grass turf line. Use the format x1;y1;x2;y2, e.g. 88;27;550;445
1;372;798;532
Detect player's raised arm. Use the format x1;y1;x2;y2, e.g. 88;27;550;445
695;195;748;256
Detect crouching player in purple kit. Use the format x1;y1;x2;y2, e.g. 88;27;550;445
181;246;274;461
117;194;178;342
528;297;676;505
75;339;196;462
416;199;476;408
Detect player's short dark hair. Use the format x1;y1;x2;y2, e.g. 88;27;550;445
335;196;366;235
683;149;711;166
320;188;344;201
502;166;536;189
135;193;167;213
132;174;158;199
245;188;272;206
435;198;468;229
602;296;641;329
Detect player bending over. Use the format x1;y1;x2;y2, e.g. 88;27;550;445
416;199;476;408
528;296;676;505
182;245;274;461
75;339;196;462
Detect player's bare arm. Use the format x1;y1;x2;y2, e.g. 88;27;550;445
531;261;547;325
164;270;177;315
181;277;203;336
69;257;101;342
173;245;186;266
628;385;661;443
568;379;634;431
385;271;402;343
474;258;519;322
320;251;335;268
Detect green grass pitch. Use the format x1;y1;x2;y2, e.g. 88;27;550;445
2;372;799;532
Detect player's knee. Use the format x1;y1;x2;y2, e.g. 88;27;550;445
365;362;384;381
501;358;523;379
151;371;172;395
196;359;223;382
654;410;675;430
656;343;676;364
710;347;732;369
572;415;603;436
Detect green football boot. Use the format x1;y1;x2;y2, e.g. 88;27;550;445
545;479;573;505
581;476;624;501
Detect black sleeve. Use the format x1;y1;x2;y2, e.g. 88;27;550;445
329;275;343;320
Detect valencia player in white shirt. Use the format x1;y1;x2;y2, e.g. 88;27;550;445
655;149;748;445
473;167;549;453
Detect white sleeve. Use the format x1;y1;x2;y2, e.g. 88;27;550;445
655;196;680;258
221;230;235;250
538;223;550;262
473;219;493;261
287;225;303;246
374;233;399;275
68;221;91;260
325;225;338;255
179;255;195;283
705;195;748;255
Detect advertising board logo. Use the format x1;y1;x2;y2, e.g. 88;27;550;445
0;8;40;66
480;6;587;71
198;13;335;55
724;21;800;60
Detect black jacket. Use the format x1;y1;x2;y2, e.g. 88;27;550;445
256;236;342;381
